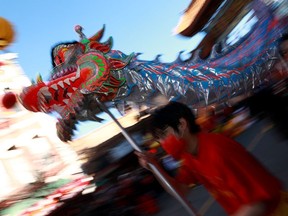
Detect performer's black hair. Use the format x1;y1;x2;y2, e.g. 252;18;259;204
150;101;200;139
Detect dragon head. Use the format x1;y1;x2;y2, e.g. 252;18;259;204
18;25;133;142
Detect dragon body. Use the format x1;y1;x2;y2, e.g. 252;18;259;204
18;1;288;142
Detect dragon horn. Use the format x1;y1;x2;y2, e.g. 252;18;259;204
36;74;43;83
89;24;105;42
75;25;87;40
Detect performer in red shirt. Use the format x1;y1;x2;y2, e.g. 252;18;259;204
136;101;287;216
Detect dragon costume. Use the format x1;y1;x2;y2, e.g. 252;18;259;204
18;0;288;142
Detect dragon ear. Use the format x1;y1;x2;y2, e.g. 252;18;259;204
89;24;105;42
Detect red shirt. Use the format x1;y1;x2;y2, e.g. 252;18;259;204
163;132;282;215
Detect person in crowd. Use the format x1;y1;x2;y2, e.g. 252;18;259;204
136;101;288;216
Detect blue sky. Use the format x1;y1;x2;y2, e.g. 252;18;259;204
1;0;205;81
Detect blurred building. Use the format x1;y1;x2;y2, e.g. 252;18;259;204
0;52;80;199
175;0;287;58
175;0;258;58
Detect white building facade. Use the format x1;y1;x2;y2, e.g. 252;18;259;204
0;53;80;199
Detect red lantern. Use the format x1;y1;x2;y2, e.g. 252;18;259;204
2;92;17;109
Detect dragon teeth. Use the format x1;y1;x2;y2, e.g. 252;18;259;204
63;99;69;104
64;78;71;85
58;81;64;88
75;66;80;78
51;84;58;90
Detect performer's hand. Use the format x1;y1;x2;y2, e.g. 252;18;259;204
134;151;161;171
